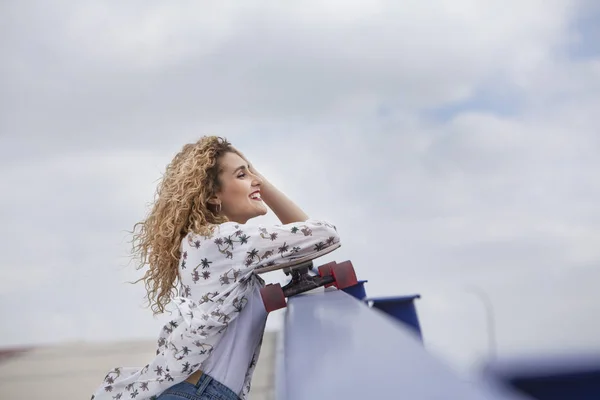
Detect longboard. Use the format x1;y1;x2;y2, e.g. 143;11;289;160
255;243;358;312
254;243;341;274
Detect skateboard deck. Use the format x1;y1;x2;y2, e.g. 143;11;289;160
255;243;358;312
254;243;341;274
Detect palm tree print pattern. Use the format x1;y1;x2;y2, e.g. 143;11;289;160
91;219;339;400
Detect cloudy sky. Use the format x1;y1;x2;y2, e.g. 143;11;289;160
1;0;599;376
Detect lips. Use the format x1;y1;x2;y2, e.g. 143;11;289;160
249;190;262;201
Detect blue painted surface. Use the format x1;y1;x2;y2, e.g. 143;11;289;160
274;326;287;400
368;294;423;340
482;353;600;400
279;289;526;400
341;279;368;300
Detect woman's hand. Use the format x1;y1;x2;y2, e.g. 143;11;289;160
231;146;308;224
232;147;267;183
249;164;268;185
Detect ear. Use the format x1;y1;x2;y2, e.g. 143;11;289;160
206;195;220;206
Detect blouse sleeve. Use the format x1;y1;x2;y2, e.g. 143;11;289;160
234;218;341;270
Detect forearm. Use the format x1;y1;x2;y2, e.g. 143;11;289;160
237;148;310;224
260;179;309;224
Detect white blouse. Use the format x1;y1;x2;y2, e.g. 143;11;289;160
91;218;341;400
200;283;267;395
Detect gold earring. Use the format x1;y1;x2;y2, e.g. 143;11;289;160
216;202;222;213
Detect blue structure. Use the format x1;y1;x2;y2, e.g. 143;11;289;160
481;353;600;400
367;294;423;341
275;281;600;400
276;288;527;400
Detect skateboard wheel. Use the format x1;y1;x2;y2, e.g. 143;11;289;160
318;262;337;288
260;284;287;313
331;261;358;290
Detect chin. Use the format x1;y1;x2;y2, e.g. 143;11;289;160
244;207;267;222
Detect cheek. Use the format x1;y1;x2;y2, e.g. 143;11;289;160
222;180;248;203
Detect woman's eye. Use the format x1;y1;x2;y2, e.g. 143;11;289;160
238;173;246;178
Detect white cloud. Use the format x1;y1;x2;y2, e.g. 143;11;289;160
0;0;582;157
64;2;242;70
0;0;599;379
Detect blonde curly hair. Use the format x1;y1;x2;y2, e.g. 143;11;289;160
131;136;238;315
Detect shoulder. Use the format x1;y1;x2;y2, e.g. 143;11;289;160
180;222;254;249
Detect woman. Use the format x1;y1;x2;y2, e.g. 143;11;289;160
91;136;340;400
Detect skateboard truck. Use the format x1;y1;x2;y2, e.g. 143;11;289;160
260;260;358;313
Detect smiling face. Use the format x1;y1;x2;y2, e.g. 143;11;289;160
210;151;267;224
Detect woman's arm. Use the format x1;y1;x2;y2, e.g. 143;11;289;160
236;148;309;224
258;177;309;224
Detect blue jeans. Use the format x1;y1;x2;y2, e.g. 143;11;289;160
157;373;241;400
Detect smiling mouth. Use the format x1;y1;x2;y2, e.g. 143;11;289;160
249;191;262;201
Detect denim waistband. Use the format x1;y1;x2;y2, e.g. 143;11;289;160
193;373;240;400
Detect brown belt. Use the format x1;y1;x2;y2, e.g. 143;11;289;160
185;369;203;385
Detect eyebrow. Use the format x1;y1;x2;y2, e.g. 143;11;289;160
232;165;249;175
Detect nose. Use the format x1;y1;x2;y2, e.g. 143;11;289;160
251;172;262;186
